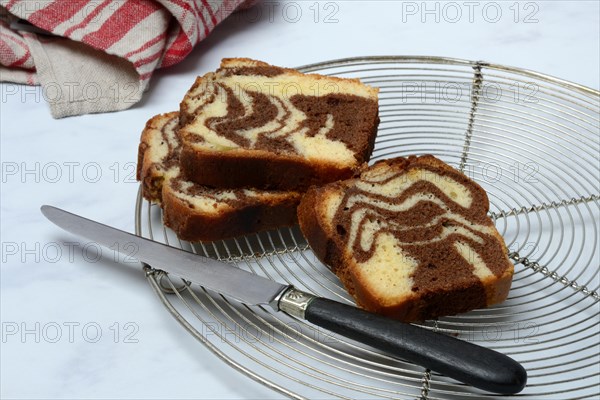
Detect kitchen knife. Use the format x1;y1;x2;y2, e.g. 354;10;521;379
41;205;527;394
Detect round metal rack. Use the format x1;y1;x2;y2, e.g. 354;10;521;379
135;56;600;399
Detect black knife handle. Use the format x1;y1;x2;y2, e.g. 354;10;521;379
302;297;527;394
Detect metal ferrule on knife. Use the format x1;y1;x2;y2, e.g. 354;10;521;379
277;287;317;319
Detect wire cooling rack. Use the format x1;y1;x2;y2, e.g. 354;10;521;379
134;56;600;399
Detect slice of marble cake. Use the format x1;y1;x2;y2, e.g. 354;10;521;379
297;155;514;322
137;112;301;242
178;58;380;190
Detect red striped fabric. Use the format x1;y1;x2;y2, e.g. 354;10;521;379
82;0;162;51
0;19;34;69
27;0;89;32
0;0;249;83
62;0;114;38
124;31;167;58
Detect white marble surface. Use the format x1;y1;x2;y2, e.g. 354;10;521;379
1;1;599;399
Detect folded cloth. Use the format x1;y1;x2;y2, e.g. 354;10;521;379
0;0;253;118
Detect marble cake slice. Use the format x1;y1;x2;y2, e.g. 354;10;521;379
297;155;514;322
178;58;380;190
136;112;301;242
137;112;181;203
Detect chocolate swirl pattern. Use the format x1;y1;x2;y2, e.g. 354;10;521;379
137;112;181;202
182;67;376;161
178;58;379;190
298;155;514;322
136;112;301;242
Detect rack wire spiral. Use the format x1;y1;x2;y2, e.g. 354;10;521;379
134;56;600;399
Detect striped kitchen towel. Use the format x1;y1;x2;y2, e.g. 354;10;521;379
0;0;253;118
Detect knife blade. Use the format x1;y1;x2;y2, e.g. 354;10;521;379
41;205;526;394
41;205;287;306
